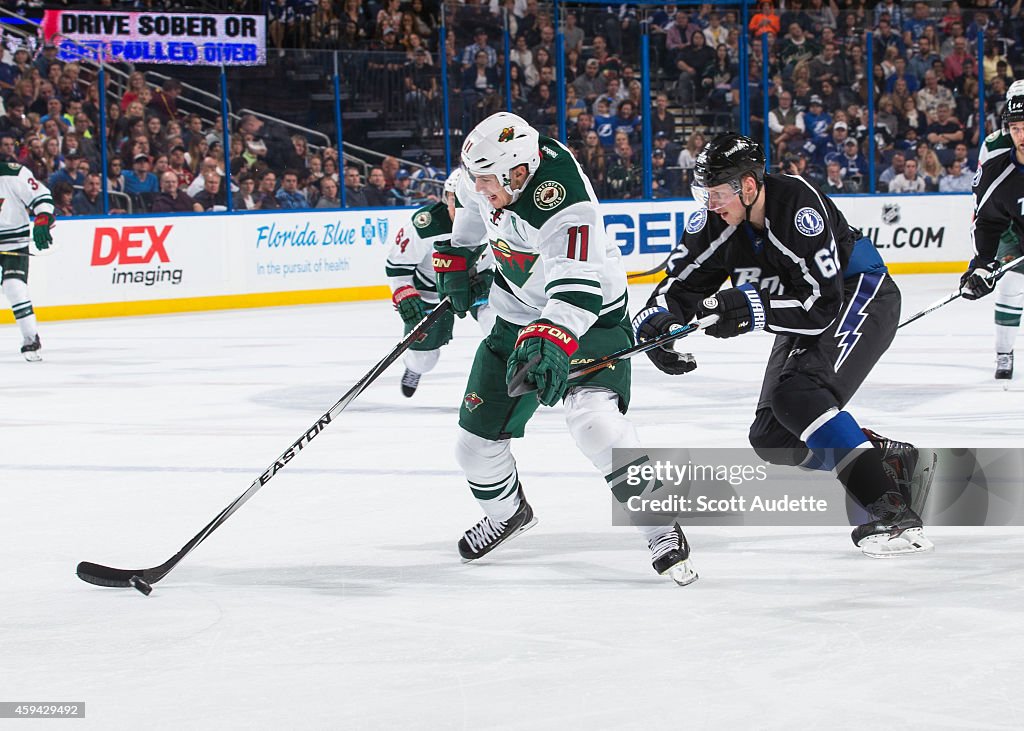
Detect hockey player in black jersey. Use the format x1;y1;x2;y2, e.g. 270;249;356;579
632;133;932;557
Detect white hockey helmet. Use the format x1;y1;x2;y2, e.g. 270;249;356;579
443;167;462;195
461;112;541;203
1005;79;1024;125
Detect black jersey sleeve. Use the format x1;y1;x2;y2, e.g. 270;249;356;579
971;148;1016;264
760;179;845;336
645;211;732;321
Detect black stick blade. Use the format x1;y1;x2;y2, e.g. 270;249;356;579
77;561;143;588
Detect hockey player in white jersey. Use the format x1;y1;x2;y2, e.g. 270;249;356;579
385;170;495;397
432;112;698;585
0;161;55;361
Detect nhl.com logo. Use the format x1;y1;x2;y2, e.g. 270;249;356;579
881;203;901;225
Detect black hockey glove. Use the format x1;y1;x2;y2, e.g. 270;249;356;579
697;285;766;338
631;307;698;376
959;259;999;300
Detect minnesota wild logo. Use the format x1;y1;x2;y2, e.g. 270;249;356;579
534;181;565;210
464;392;484;411
498;126;515;143
490;238;538;288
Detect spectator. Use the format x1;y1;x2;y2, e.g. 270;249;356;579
878;151;907;192
926;103;964;151
572;58;606;104
149;78;183;123
187;157;224;197
386;169;415;206
769;90;806;159
107;158;126;195
343;166;368;207
885;57;920;94
193;171;228;211
0;98;31;141
568;110;595;145
315;176;341;208
579;130;606;193
168;144;194;188
835;139;867;191
917;144;944;189
48;153;86;189
275;169;308;209
809;41;847;89
674;30;714;104
650;93;676;139
563;12;584;53
51;181;74;217
652;131;680;165
803;95;832;156
952;142;974;173
903;1;935;41
749;1;781;38
943;36;970;84
72;173;103;215
528;83;557;136
779;22;819;75
650;149;679;199
611;100;640;142
605;131;641;199
124;154;159;196
461;27;497;70
364;166;389;207
255;170;280;209
151;171;197;213
938;160;974;192
233;174;260;210
909;36;941;82
702;43;737;111
404;48;437;129
889;157;927;193
0;134;18;163
593;98;615;148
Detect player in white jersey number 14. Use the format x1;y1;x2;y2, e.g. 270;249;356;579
432;112;697;585
0;161;55;361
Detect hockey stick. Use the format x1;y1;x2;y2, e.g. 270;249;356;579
76;298;453;594
898;254;1024;329
508;314;718;397
626;254;670;281
0;250;35;257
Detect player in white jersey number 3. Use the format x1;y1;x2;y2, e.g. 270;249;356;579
0;161;55;361
433;112;698;585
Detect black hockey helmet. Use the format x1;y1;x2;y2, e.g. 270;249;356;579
692;133;766;191
1004;80;1024;125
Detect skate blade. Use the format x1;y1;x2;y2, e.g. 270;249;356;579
459;516;538;564
660;558;699;586
22;351;42;362
859;527;934;558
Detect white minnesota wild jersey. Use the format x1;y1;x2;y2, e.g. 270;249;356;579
386;200;494;304
452;136;627;337
0;162;54;253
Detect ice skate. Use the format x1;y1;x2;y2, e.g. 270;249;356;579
458;488;537;562
851;490;933;558
996;352;1014;382
649;523;698;586
20;334;41;362
400;368;421;397
862;428;918;503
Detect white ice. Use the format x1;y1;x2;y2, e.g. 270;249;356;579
2;274;1023;730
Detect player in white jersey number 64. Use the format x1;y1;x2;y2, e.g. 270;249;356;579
433;112;698;585
0;161;55;361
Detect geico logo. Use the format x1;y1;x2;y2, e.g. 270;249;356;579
91;225;172;266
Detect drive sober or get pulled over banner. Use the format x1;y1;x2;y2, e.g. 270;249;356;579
40;10;266;65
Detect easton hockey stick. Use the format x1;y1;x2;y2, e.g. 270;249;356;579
508;314;718;397
898;254;1024;329
76;299;453;594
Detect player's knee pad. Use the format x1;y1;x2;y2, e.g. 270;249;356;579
454;427;514;480
564;387;640;471
769;373;840;438
404;347;440;375
747;408;808;465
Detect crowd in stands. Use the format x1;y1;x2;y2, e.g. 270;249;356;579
4;0;1023;215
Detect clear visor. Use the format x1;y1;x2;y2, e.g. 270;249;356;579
462;165;498;185
692;180;742;211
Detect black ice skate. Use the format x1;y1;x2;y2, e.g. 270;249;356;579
20;334;41;362
851;490;933;558
996;352;1014;380
400;368;421;397
862;428;917;503
458;487;537;562
649;523;698;586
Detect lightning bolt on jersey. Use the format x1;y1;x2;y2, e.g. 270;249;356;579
650;174;865;336
971;129;1024;263
451;136;627;337
0;162;54;252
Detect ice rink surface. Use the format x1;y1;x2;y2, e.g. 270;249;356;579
3;274;1023;730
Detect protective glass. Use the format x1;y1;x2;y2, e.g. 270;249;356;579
692;180;742;211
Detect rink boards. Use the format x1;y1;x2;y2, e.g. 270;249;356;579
10;194;974;322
